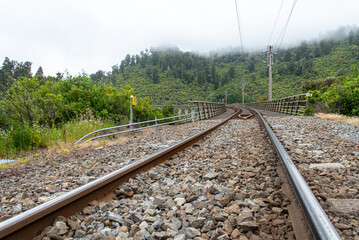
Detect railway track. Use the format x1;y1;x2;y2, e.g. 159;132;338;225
0;108;342;239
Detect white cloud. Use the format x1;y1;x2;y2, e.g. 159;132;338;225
1;0;358;75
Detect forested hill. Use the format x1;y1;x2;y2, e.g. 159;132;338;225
88;26;359;104
1;26;359;104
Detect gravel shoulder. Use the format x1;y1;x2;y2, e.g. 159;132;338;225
265;115;359;239
0;121;221;221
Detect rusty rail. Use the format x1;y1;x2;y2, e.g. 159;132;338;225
0;109;239;240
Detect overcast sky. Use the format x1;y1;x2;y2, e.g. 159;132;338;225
1;0;359;76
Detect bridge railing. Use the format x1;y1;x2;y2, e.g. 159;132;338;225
188;101;226;120
151;101;226;120
242;93;311;116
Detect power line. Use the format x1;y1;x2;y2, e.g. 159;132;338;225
274;0;297;50
234;0;244;53
267;0;285;45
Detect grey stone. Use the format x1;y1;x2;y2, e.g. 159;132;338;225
204;172;219;179
143;215;158;222
309;163;345;170
236;209;253;224
182;227;201;238
163;222;178;231
67;219;80;231
152;219;162;229
190;217;206;228
174;233;186;240
54;221;68;235
74;229;86;238
174;198;186;206
327;198;359;214
238;221;259;231
108;212;124;224
153;197;166;206
170;217;182;229
144;208;156;216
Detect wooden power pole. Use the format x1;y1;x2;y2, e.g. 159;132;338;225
267;45;273;101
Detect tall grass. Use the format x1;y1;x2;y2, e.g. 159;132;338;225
315;113;359;126
0;118;118;158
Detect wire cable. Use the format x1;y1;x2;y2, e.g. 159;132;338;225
274;0;297;50
267;0;285;45
234;0;244;53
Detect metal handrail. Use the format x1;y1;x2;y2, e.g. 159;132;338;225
254;109;340;240
75;101;227;145
75;113;197;145
85;118;189;143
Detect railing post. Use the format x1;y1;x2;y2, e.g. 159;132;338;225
292;96;295;115
211;103;214;118
202;102;206;119
210;103;213;117
207;103;210;118
185;108;189;122
205;102;208;119
196;102;201;120
305;93;312;116
277;99;280;112
295;95;299;115
287;97;292;114
288;97;291;114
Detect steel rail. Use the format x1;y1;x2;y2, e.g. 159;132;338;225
253;109;341;240
0;110;239;240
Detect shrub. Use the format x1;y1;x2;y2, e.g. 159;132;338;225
10;125;33;151
305;107;313;116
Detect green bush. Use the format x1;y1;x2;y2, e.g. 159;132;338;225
10;125;33;151
306;90;320;104
305;107;313;116
0;74;167;157
306;66;359;116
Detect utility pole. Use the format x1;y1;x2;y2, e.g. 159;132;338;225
242;80;245;104
225;89;228;105
267;45;273;101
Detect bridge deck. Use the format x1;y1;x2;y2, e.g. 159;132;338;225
208;108;236;119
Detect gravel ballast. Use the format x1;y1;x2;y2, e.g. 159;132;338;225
0;121;220;222
36;119;295;240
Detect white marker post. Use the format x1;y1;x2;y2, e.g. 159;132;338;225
130;95;133;130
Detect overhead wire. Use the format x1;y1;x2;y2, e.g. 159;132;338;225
267;0;285;45
274;0;297;50
234;0;244;53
